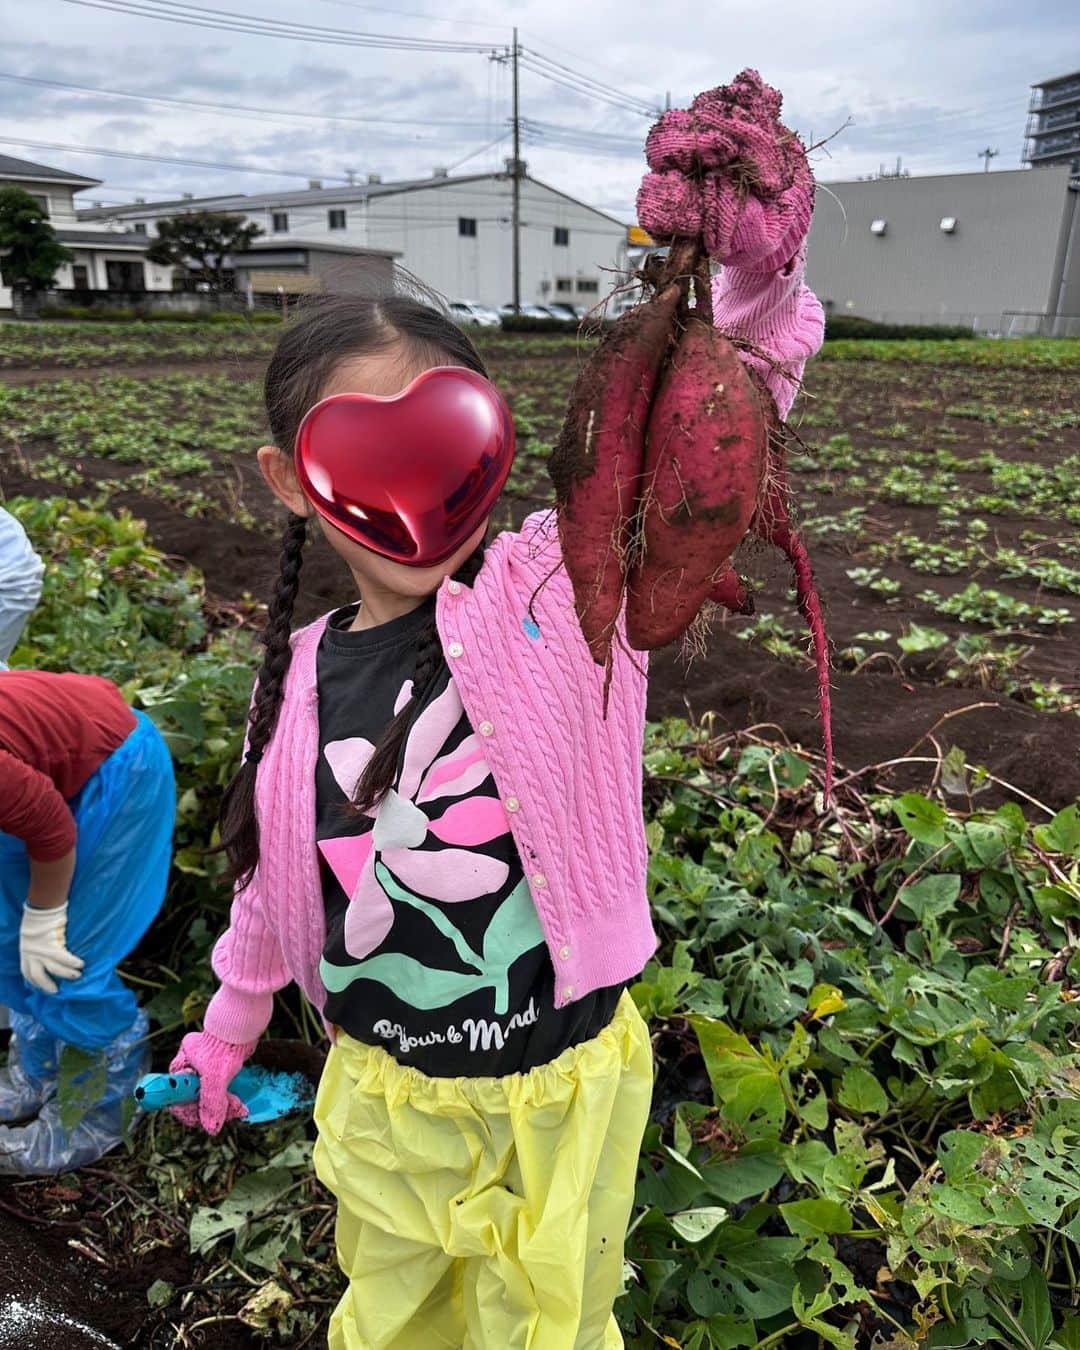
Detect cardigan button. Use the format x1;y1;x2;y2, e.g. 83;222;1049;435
563;985;575;1000
505;796;520;813
559;945;570;961
447;641;464;658
478;720;494;736
532;873;547;889
447;580;461;595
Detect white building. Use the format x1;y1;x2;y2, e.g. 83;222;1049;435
80;166;630;309
0;154;172;309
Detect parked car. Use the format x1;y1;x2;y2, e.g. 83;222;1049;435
497;303;556;321
448;300;501;328
540;303;583;322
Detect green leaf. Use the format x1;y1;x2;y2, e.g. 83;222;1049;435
780;1198;854;1239
146;1280;174;1309
57;1044;108;1132
900;873;962;922
1034;804;1080;856
689;1018;788;1139
685;1226;800;1319
837;1066;888;1116
895;793;947;846
189;1167;294;1255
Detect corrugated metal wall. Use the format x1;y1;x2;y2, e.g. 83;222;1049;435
805;165;1075;330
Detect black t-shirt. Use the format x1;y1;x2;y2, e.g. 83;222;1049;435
315;599;621;1077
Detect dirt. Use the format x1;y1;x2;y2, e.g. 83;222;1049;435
0;361;267;387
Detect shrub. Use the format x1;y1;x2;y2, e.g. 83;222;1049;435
824;314;974;341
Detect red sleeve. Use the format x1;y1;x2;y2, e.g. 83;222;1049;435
0;747;77;861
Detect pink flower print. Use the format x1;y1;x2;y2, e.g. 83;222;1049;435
319;678;512;960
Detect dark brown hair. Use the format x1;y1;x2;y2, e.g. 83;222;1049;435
218;294;488;888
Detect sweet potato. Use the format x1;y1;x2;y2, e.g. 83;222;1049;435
549;283;681;665
625;312;766;649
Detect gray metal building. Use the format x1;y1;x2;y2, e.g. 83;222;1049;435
1024;71;1080;174
805;165;1080;334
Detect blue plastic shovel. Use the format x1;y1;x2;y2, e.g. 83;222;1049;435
134;1065;316;1124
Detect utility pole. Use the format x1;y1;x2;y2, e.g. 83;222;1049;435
978;146;999;172
511;27;521;312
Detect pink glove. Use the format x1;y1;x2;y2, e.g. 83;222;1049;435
636;69;813;271
169;1029;258;1135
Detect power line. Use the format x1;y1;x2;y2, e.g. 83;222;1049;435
0;70;495;132
519;47;660;119
0;135;355;180
55;0;507;52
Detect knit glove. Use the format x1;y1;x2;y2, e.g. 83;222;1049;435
711;242;825;420
20;902;85;994
636;69;813;272
169;1029;258;1135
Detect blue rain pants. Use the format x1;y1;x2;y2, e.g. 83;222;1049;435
0;711;174;1067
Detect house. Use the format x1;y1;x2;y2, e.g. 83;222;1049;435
805;164;1080;334
0;154;172;310
79;165;630;309
227;240;399;301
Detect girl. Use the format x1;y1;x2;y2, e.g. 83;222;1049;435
0;668;174;1173
171;147;821;1347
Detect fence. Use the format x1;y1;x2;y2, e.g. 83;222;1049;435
1000;311;1080;338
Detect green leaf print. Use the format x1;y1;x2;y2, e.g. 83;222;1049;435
320;864;545;1015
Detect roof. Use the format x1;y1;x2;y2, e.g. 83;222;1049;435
243;240;399;258
77;170;628;229
55;227;147;250
0;153;100;188
1031;70;1080;89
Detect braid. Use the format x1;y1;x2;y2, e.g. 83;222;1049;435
218;513;308;887
351;536;488;815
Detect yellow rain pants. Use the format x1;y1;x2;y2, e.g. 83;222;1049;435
313;992;653;1350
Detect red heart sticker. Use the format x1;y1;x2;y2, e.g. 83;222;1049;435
295;367;515;567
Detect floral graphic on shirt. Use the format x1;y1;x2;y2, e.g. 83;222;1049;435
320;863;543;1015
318;677;516;965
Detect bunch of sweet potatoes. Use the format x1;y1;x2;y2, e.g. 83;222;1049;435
549;76;833;793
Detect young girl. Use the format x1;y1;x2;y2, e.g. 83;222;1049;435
172;156;821;1346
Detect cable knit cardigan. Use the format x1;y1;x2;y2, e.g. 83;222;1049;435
195;252;824;1057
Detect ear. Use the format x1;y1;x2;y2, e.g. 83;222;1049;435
258;446;312;517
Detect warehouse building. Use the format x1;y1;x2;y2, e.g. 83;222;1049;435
80;166;628;311
805;164;1080;334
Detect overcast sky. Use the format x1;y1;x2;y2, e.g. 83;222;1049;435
4;0;1078;220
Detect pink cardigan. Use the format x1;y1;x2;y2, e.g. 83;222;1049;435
200;255;823;1050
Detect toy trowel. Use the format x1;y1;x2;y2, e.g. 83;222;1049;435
133;1065;316;1124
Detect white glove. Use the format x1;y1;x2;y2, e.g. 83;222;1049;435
20;903;85;994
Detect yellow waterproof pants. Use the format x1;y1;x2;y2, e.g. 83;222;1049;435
313;992;653;1350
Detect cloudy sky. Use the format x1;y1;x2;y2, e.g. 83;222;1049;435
4;0;1078;220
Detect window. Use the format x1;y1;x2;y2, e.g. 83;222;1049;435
272;211;289;232
555;277;573;293
133;223;147;235
328;208;347;230
25;193;48;216
554;226;569;246
458;217;477;237
105;259;146;292
576;278;599;294
72;264;90;290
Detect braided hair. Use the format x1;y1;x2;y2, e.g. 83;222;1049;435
219;293;488;888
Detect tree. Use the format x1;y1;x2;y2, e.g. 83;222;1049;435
0;187;73;299
146;211;263;293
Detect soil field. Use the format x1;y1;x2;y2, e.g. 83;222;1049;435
2;334;1078;812
0;326;1078;1345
